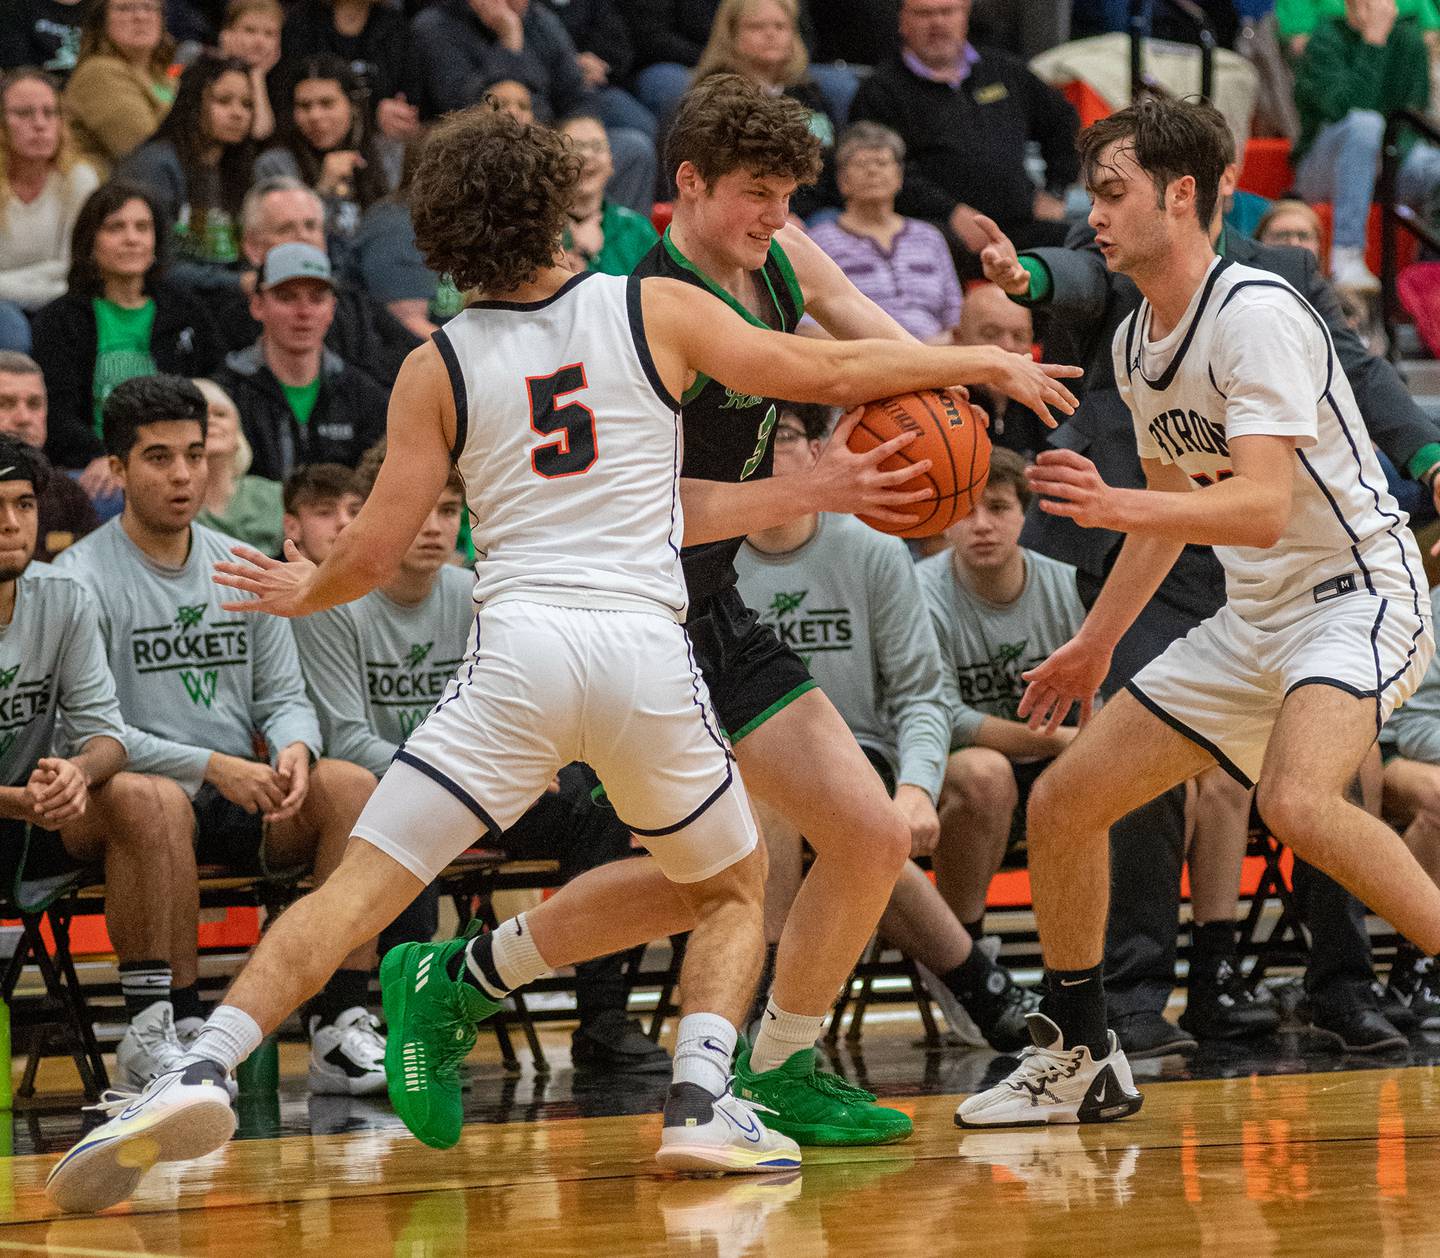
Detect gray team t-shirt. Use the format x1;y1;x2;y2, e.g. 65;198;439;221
291;564;475;778
54;519;322;797
916;547;1087;749
735;513;953;801
0;563;126;787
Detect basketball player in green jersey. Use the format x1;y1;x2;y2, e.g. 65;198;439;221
631;74;1064;1145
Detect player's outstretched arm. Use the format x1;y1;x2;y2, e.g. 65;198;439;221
776;223;913;342
215;343;456;617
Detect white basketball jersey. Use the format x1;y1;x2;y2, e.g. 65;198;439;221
1113;258;1425;626
435;272;688;619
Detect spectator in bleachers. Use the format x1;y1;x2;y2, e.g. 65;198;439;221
193;376;282;553
0;0;86;81
484;77;535;121
217;0;280;143
951;283;1046;460
915;449;1088;946
1292;0;1440;292
212;242;386;481
32;179;223;501
806;122;961;342
0;68;100;351
0;431;205;1089
536;0;657;140
408;0;657;215
1277;0;1440;57
120;52;257;294
257;55;400;272
1379;581;1440;1028
282;463;358;564
213;177;419;383
559;115;658;275
0;350;96;558
849;0;1078;277
54;373;386;1094
969;0;1070;58
734;402;1038;1051
280;0;417;143
1255;197;1325;254
62;0;175;171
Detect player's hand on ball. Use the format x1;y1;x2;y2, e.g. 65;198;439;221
214;541;319;618
1018;636;1109;733
808;408;937;528
1026;449;1118;527
983;349;1082;424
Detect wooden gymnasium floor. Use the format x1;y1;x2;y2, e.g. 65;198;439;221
4;1013;1440;1256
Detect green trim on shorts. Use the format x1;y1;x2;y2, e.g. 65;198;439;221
727;679;818;744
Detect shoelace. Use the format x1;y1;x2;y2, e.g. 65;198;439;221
721;1085;782;1121
806;1068;877;1104
414;985;480;1085
342;1013;386;1066
84;1087;140;1118
1003;1043;1085;1093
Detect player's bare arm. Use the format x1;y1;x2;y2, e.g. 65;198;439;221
1028;433;1296;549
215;344;456;617
775;223;912;342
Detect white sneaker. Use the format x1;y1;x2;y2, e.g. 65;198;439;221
46;1059;236;1213
115;1001;188;1091
174;1016;206;1048
954;1013;1142;1129
308;1007;387;1096
655;1082;802;1174
1331;246;1381;293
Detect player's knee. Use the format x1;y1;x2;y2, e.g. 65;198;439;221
945;748;1019;817
1255;779;1325;845
314;758;379;800
1025;765;1078;845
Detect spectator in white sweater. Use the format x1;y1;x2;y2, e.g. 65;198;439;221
0;67;99;349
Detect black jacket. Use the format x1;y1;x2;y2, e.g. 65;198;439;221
212;343;388;481
1019;223;1440;624
850;48;1079;233
281;0;412;107
33;282;225;470
537;0;636;82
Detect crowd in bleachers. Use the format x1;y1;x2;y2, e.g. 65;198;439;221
9;0;1440;1100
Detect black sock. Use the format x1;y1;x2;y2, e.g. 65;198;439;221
1191;920;1237;964
119;960;171;1022
1395;939;1426;971
309;968;373;1030
962;917;985;942
171;983;205;1023
942;946;1007;1014
449;933;509;998
1039;965;1108;1058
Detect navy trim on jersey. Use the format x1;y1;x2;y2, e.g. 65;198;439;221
432;327;468;463
682;618;731;757
625;274;683;413
392;749;502;836
1284;676;1376;700
1132;258;1232;392
1217;277;1336;398
624;767;735;837
1124;680;1254;787
466;270;595;312
431;612;481;717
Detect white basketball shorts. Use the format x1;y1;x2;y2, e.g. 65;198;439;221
352;600;757;885
1128;593;1434;787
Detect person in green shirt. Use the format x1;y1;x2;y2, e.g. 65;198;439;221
192;377;283;553
559;115;659;277
1291;0;1440;290
1276;0;1440;55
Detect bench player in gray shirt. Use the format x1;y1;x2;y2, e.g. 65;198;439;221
54;376;384;1097
917;448;1089;942
0;434;208;1090
736;404;1037;1050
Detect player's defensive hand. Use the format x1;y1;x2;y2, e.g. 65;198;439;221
1026;449;1118;527
983;349;1081;425
215;541;318;618
808;408;937;527
894;783;940;858
1018;636;1109;734
974;214;1031;297
25;758;88;830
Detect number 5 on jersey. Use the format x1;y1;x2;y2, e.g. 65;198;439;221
527;364;599;479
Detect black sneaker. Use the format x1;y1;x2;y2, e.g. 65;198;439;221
1111;1011;1199;1060
1386;956;1440;1031
571;1010;672;1074
1179;957;1282;1041
968;975;1043;1053
1311;997;1408;1052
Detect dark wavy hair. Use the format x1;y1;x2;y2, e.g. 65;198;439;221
277;54;390;214
409;104;581;296
102;374;207;461
666;73;823;188
151;53;258;237
67;178;167;298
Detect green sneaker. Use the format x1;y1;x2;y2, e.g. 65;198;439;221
380;927;502;1149
732;1042;913;1146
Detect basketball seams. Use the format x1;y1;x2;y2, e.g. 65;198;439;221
917;390;963;533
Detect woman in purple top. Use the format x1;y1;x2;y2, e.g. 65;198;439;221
807;121;963;342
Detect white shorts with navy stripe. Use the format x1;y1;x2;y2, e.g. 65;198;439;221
352;599;757;885
1128;596;1434;788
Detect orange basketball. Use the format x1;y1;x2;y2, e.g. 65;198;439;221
848;388;992;539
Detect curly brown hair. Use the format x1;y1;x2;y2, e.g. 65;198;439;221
666;73;822;188
408;105;582;297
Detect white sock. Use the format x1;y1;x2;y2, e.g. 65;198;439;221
672;1013;736;1098
182;1005;263;1074
750;997;825;1074
481;913;551;994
